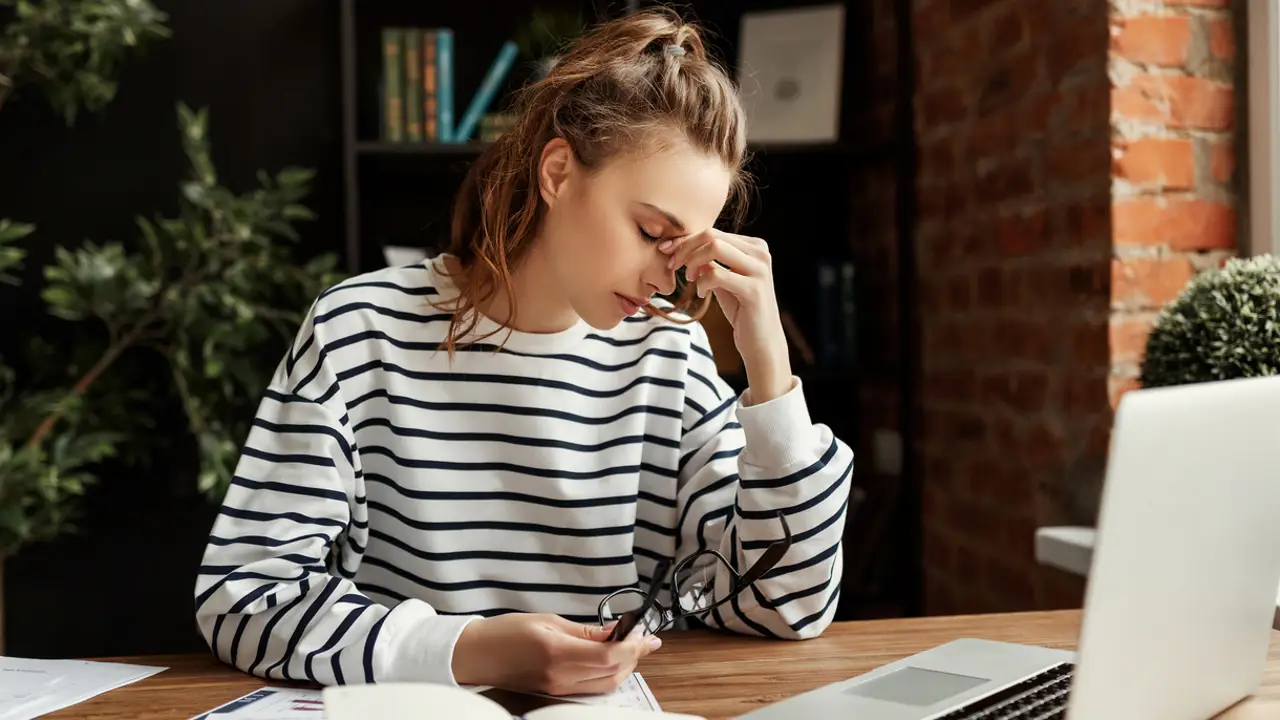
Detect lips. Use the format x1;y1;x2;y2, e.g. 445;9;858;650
616;293;646;315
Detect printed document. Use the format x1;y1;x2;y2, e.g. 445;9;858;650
0;656;166;720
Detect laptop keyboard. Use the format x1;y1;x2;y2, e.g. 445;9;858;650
935;662;1074;719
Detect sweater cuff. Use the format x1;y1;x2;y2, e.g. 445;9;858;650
736;376;819;471
375;599;482;686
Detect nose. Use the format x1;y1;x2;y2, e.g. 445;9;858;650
645;253;677;296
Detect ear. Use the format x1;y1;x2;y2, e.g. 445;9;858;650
538;137;575;206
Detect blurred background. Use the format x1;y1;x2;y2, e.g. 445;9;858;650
0;0;1260;660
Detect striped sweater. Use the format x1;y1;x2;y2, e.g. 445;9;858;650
194;254;855;687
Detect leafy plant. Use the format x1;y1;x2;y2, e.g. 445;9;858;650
1139;255;1280;388
0;104;342;557
0;0;170;123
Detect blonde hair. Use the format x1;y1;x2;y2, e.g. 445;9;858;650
436;6;751;353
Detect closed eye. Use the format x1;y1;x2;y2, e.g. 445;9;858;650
638;225;663;243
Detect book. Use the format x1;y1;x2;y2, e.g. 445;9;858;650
436;28;454;141
404;29;422;141
423;29;438;141
323;681;706;720
381;28;403;141
452;40;519;143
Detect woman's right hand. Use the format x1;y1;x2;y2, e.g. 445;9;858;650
451;613;662;696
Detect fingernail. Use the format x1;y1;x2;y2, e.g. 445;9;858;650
658;240;673;252
648;636;662;650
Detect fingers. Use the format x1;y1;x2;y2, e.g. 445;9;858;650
558;636;659;695
661;229;768;282
694;263;754;300
550;630;646;669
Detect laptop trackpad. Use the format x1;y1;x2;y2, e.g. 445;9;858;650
845;666;990;707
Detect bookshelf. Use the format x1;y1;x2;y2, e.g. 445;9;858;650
337;0;919;621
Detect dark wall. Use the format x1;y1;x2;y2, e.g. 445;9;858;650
0;0;342;658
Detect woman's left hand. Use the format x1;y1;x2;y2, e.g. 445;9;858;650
660;229;793;404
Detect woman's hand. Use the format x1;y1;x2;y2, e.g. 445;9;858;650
452;613;661;696
660;229;792;404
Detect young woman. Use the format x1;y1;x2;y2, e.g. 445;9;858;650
194;8;854;699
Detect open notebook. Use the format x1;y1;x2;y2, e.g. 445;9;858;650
323;682;705;720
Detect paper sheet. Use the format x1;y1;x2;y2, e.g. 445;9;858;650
189;687;325;719
200;673;661;719
0;656;167;720
535;673;661;711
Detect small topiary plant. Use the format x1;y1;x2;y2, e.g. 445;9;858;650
1139;254;1280;388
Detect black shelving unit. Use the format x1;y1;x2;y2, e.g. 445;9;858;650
336;0;919;622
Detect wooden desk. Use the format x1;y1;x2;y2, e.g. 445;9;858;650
45;610;1280;719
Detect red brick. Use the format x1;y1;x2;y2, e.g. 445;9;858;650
984;557;1036;608
1063;371;1108;415
1112;75;1234;131
988;3;1027;54
1111;256;1195;307
1113;198;1236;250
980;371;1049;414
1049;137;1110;185
1109;314;1155;365
977;53;1042;118
976;162;1036;205
922;84;970;125
1110;15;1192;67
1071;320;1109;366
970;113;1015;161
950;0;1003;22
1211;139;1235;184
1209;17;1235;60
997;208;1048;256
947;275;973;311
1109;373;1141;410
1022;421;1066;468
1049;14;1104;84
1064;196;1111;248
1112;137;1195;189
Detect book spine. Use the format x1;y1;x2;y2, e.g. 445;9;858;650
452;40;518;143
423;30;438;142
436;28;454;142
816;262;838;366
381;28;403;142
403;29;422;142
839;261;856;367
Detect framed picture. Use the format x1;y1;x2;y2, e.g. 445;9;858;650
736;4;845;144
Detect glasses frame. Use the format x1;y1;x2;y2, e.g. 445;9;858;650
598;510;793;641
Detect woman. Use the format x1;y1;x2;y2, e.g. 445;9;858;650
194;7;854;699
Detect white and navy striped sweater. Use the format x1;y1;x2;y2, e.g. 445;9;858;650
194;254;855;688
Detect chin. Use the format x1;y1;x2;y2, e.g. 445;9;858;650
573;298;630;331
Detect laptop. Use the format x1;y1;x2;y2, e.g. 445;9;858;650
740;374;1280;720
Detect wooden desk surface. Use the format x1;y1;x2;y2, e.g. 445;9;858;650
45;610;1280;719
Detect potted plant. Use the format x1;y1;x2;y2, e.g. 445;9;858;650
1139;255;1280;388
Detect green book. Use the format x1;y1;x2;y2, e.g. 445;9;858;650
403;29;422;142
381;27;403;142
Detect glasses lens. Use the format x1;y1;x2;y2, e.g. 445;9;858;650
674;551;734;616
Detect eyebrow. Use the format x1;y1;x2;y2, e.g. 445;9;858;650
639;203;686;233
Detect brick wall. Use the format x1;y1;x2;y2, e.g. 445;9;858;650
908;0;1241;615
1108;0;1240;406
912;0;1114;615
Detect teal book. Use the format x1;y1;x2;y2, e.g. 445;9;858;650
452;40;518;143
436;28;454;142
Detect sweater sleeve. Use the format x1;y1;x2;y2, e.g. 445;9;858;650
672;323;855;638
193;301;480;686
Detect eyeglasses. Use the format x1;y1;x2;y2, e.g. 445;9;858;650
597;511;792;641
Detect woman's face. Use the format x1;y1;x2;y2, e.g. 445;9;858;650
536;135;732;330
